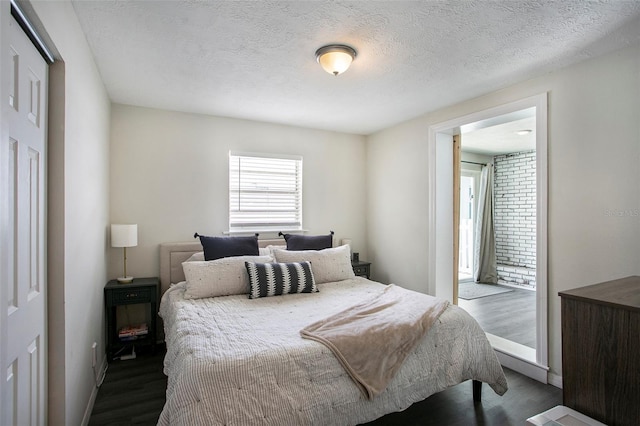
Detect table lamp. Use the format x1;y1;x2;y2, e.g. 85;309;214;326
111;224;138;283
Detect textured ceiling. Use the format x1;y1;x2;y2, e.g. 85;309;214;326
70;0;640;135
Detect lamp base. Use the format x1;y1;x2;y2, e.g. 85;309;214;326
117;276;134;284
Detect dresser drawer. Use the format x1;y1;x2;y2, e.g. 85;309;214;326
111;287;152;304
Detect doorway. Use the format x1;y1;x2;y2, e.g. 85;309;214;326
428;94;549;383
456;114;537;350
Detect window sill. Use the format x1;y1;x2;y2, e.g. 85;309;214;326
224;229;307;237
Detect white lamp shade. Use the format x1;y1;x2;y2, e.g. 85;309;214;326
111;224;138;248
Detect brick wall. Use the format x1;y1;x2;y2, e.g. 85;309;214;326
494;150;536;289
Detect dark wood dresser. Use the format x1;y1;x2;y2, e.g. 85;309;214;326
559;276;640;426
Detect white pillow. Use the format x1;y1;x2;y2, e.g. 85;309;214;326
266;245;286;257
258;247;270;256
272;245;355;284
182;255;273;299
184;251;205;262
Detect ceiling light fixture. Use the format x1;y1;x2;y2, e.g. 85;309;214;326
315;44;357;76
516;129;533;135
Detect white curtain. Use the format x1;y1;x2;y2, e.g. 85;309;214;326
474;164;497;284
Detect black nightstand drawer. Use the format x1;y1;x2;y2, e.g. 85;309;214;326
351;261;371;279
111;288;152;304
353;266;368;275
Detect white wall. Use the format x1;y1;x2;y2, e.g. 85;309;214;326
29;1;111;424
461;151;492;165
367;44;640;380
109;105;367;281
364;118;430;289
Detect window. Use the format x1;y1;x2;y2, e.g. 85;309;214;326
229;152;302;232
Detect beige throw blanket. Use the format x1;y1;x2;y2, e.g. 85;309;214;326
300;284;449;399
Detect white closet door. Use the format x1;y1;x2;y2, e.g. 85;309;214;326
2;15;48;426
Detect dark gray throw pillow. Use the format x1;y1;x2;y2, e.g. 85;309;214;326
196;234;259;261
280;231;333;251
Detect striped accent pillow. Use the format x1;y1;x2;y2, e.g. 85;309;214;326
245;261;318;299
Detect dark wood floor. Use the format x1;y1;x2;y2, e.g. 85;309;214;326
89;347;561;426
458;284;536;348
89;348;167;426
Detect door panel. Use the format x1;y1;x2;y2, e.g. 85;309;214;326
452;135;460;305
2;16;48;426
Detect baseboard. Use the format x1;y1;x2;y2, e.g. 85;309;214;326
80;356;108;426
547;372;563;389
487;333;549;383
495;350;549;383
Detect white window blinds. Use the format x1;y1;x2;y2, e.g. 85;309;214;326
229;152;302;231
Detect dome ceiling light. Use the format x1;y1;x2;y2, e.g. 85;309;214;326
315;44;357;76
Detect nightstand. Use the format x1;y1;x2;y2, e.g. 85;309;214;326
352;260;371;279
104;277;158;361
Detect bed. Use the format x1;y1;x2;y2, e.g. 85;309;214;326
158;241;507;425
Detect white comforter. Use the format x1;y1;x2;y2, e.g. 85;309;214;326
158;278;507;426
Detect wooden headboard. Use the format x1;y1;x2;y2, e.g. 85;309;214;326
159;238;285;296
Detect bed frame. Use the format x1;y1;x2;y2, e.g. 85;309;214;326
158;238;484;403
